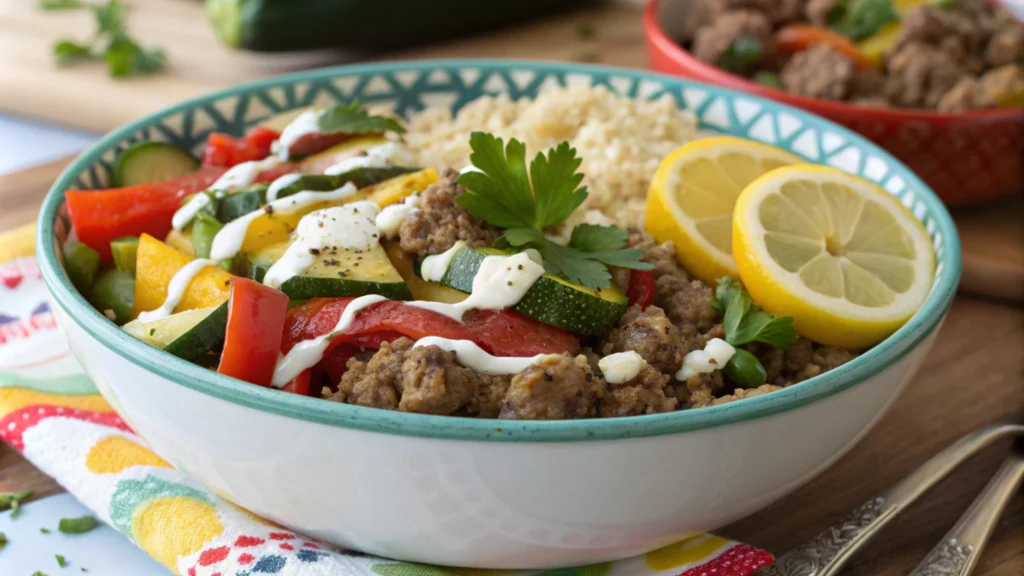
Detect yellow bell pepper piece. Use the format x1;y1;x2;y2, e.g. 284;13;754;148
893;0;928;13
857;22;902;69
383;241;467;304
132;234;231;319
164;227;195;257
237;168;439;255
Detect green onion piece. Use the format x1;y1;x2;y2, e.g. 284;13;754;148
58;516;97;534
32;572;48;576
56;555;68;568
10;499;21;519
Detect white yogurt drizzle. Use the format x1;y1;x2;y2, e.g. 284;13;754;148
598;351;647;384
171;156;282;231
324;142;400;175
275;109;322;161
265;173;303;202
414;337;558;375
406;251;545;321
263;202;381;289
375;192;422;239
208;182;359;262
676;338;736;381
271;294;388;387
418;241;466;283
136;258;217;322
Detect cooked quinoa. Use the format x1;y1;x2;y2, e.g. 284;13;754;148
396;85;700;229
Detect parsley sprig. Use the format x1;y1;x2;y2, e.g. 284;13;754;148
317;101;406;136
713;277;797;349
457;132;652;290
43;0;166;78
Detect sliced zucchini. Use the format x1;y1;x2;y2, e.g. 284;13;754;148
438;247;628;335
270;167;418;199
216;183;268;222
113;142;199;187
245;241;411;301
123;303;228;362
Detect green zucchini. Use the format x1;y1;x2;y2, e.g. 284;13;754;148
113;142;199;187
206;0;580;52
88;268;135;325
245;241;411;301
215;184;268;222
123;303;228;362
438;247;628;335
269;167;419;200
110;236;139;274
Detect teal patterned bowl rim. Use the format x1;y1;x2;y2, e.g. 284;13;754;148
37;59;961;442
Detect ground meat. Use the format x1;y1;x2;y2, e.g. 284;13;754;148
598;364;677;417
937;77;995;112
777;339;857;385
692;10;778;71
627;231;690;281
500;354;603;420
330;338;413;409
898;6;988;56
981;63;1024;106
681;0;801;43
398;168;501;257
711;384;783;406
671;371;725;409
398;345;481;415
654;276;718;336
600;305;684;374
885;42;967;109
985;26;1024;68
805;0;839;26
781;44;857;100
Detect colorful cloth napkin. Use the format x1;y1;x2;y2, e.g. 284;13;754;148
0;223;773;576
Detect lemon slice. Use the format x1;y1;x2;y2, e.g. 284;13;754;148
646;136;802;284
733;165;934;349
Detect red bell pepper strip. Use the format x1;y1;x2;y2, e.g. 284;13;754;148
320;344;360;386
66;166;227;261
200;127;282;168
217;278;289;387
627;270;656;310
281;368;312;396
462;309;581;356
253;164;296;183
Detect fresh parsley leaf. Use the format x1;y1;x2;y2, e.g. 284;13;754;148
828;0;900;41
1;490;33;518
536;242;613;289
40;0;82;9
41;527;51;534
529;141;588;228
568;223;627;253
498;227;546;248
53;40;91;66
91;0;127;37
317;101;406;136
716;277;797;349
458;133;535;229
712;276;742;315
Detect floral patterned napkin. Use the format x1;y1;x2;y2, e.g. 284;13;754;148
0;223;773;576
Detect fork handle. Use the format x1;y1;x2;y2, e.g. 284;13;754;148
905;455;1024;576
755;424;1024;576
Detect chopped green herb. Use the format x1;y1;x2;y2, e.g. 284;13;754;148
460;132;651;289
33;572;48;576
0;532;6;551
828;0;900;41
714;277;797;349
718;35;762;76
316;101;405;136
41;527;51;534
44;0;166;77
1;490;33;519
58;516;97;534
576;23;595;40
753;71;783;90
81;569;89;573
57;555;68;568
149;328;156;336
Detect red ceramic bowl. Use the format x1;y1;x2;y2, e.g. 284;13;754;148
644;0;1024;206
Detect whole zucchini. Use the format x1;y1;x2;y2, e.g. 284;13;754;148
207;0;586;52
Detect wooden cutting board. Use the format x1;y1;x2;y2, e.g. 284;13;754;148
0;0;641;133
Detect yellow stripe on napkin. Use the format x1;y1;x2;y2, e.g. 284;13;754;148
0;222;37;262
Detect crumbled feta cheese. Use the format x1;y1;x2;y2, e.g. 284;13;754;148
676;338;736;381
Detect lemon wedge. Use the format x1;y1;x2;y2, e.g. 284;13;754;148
646;137;801;284
733;165;934;348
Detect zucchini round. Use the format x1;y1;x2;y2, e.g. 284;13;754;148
123;303;228;362
113;142;199;187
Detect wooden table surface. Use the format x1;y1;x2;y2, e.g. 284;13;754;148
2;2;1024;574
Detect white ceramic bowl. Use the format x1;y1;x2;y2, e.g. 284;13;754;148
38;60;961;569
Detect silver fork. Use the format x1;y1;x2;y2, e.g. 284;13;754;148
755;423;1024;576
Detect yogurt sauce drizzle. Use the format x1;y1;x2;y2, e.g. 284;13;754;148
413;337;558;375
598;351;647;384
275;110;321;161
263;202;381;289
324;142;400;175
418;241;466;282
272;294;388;387
137;258;217;322
208;182;359;262
406;251;545;321
265;173;303;202
375;192;421;239
171;157;281;231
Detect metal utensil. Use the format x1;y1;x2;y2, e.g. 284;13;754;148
905;450;1024;576
755;423;1024;576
